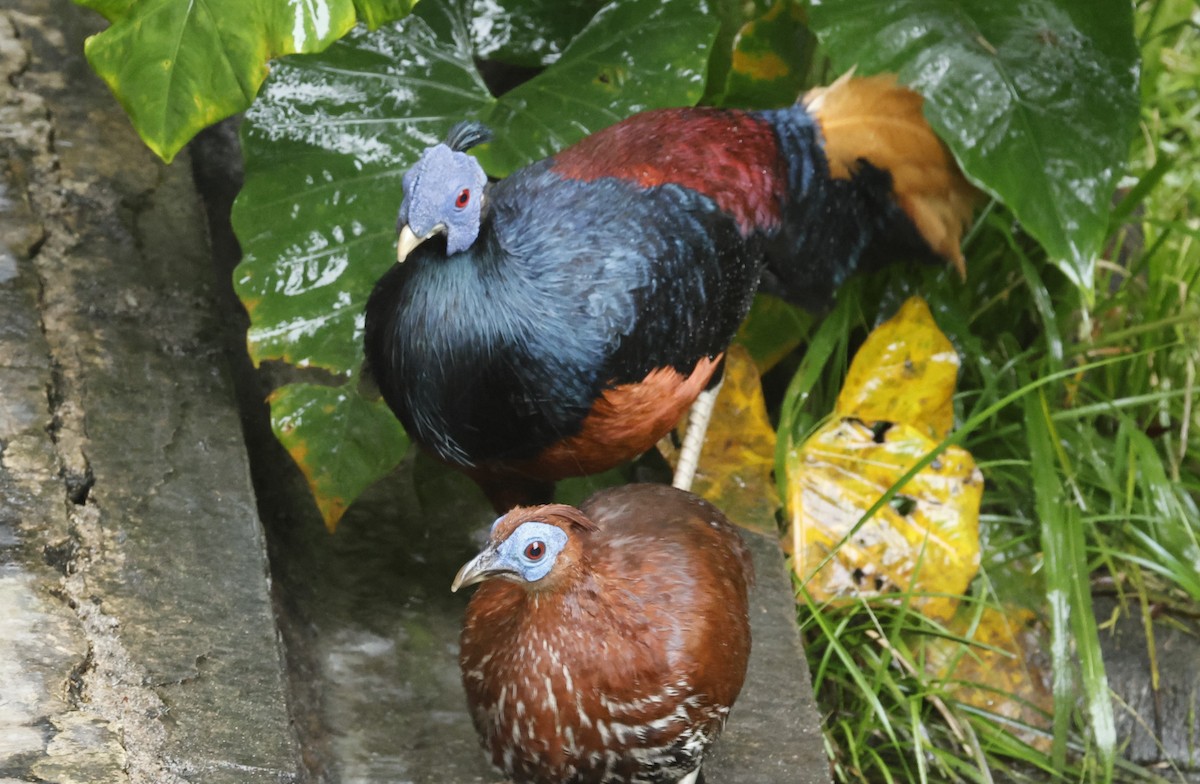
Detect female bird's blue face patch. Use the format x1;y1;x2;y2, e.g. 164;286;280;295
396;143;488;255
496;521;568;584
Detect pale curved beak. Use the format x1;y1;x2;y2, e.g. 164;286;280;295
396;224;444;264
396;225;422;263
451;548;509;593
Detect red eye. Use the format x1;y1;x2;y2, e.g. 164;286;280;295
455;188;470;208
524;541;545;561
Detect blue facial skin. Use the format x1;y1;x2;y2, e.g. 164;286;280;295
494;522;568;584
396;144;488;255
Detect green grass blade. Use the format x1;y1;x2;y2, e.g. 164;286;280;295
1024;387;1116;779
774;286;854;500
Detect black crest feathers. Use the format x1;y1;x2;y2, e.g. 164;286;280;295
445;120;493;152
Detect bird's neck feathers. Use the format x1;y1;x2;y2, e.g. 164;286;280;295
403;222;515;314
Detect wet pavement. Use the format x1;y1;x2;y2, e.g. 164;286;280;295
240;444;829;783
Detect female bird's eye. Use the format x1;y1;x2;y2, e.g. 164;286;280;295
455;188;470;208
524;541;545;561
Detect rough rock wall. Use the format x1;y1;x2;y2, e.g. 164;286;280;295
0;3;299;781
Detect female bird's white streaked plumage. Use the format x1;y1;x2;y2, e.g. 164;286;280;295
453;484;754;784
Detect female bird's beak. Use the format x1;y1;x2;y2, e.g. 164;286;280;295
451;547;512;593
396;224;444;264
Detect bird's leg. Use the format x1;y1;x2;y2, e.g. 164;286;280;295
672;377;724;493
677;769;701;784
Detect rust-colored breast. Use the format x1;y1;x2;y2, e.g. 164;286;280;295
465;357;722;509
518;355;722;482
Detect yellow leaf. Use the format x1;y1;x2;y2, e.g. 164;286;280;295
923;606;1053;749
836;296;960;440
787;418;982;620
658;345;779;535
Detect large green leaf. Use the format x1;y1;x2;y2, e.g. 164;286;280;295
477;0;717;175
232;0;718;525
808;0;1140;294
77;0;419;162
232;8;490;374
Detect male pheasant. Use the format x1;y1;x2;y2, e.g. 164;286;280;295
365;75;976;509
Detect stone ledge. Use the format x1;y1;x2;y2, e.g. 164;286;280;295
0;3;298;782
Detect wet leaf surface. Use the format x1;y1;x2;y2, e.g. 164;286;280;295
835;296;959;440
808;0;1140;290
269;382;410;530
79;0;418;162
473;0;717;176
806;0;1132;290
787;418;982;620
468;0;601;67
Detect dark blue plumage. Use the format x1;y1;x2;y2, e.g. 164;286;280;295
369;159;757;470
